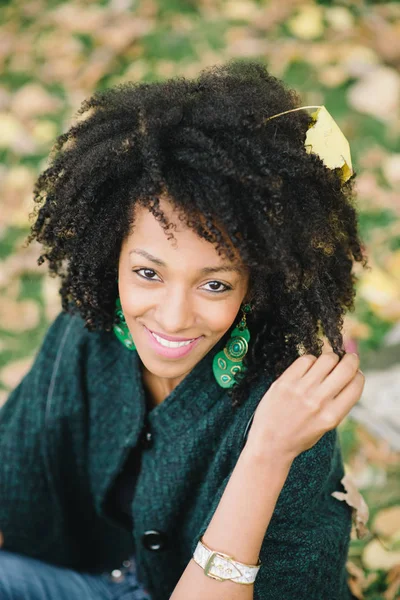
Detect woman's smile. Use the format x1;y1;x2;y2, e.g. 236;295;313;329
143;323;204;359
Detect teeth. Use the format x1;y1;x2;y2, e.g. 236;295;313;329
151;332;194;348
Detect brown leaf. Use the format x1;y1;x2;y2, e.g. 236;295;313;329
363;538;400;571
331;474;370;539
346;559;378;599
347;66;400;123
0;357;34;391
11;83;63;119
0;298;40;332
374;507;400;539
384;564;400;600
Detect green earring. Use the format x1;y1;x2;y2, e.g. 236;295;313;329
212;303;251;389
113;296;136;351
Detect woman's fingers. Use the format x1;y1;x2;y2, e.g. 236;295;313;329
277;353;318;383
328;371;365;426
316;352;360;400
300;351;341;387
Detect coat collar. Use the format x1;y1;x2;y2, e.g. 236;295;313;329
88;329;230;513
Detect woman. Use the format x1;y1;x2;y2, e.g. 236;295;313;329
0;59;366;599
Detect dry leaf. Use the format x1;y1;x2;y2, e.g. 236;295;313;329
11;83;63;119
331;474;370;539
0;298;40;332
373;507;400;541
287;4;324;40
42;275;62;322
385;564;400;600
346;559;378;599
338;44;380;78
347;66;400;123
325;7;354;32
382;154;400;189
0;113;27;149
358;267;400;323
363;538;400;571
0;357;34;391
385;251;400;283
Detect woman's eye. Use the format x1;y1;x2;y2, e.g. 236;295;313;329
133;270;231;293
202;281;231;293
133;268;161;281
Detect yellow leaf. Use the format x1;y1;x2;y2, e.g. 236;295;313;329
358;267;400;321
363;539;400;571
385;251;400;283
374;507;400;539
305;106;353;183
288;4;324;40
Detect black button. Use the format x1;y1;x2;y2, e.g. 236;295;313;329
142;529;167;551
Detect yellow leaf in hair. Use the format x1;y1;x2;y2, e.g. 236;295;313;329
305;106;353;183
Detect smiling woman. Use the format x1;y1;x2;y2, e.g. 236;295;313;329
117;197;251;406
0;59;366;600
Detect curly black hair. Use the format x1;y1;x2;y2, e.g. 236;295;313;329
25;58;368;408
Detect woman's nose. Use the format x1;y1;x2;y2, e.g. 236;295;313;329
154;290;194;334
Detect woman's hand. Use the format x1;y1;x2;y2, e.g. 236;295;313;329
247;352;365;463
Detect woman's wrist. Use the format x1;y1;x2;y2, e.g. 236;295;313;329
242;431;296;471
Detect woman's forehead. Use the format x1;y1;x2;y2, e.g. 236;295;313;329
126;197;246;267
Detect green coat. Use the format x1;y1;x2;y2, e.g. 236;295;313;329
0;311;354;599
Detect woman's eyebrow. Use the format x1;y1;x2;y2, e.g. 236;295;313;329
129;249;244;274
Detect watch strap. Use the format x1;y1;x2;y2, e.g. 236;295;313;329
193;537;261;584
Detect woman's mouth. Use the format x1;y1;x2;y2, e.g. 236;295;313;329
143;325;203;359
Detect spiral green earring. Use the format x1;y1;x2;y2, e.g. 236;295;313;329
113;296;136;351
212;303;251;388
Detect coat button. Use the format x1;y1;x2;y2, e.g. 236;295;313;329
142;530;167;551
140;428;153;449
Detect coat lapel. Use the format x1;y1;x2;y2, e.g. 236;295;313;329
88;332;146;516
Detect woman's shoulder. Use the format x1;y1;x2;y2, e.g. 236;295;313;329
1;310;123;421
37;309;120;367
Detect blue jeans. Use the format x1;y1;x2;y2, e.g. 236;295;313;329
0;550;152;600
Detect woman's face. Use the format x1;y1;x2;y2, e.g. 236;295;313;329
118;197;250;382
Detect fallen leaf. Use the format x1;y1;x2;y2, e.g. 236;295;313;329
0;298;40;332
332;474;370;539
358;267;400;322
0;357;34;391
42;275;62;322
373;507;400;539
346;559;378;599
363;538;400;571
384;564;400;600
325;6;354;32
347;66;400;123
382;154;400;189
11;83;63;119
287;4;324;40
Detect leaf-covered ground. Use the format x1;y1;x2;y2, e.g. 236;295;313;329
0;1;399;597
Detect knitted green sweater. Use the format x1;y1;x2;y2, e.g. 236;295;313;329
0;311;354;599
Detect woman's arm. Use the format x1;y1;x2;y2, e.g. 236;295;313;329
170;442;293;600
171;351;363;600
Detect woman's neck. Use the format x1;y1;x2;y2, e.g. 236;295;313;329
140;362;185;410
